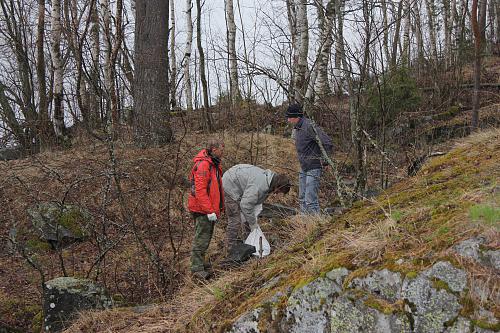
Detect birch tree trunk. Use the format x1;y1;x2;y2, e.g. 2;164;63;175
442;0;452;66
451;0;458;63
109;0;123;124
334;0;344;95
294;0;309;103
315;0;336;99
51;0;65;138
183;0;193;111
170;0;177;108
226;0;240;103
102;0;111;120
36;0;52;146
402;0;411;66
195;0;212;130
391;0;404;67
425;0;439;64
134;0;172;144
414;1;425;72
381;0;391;64
286;0;297;101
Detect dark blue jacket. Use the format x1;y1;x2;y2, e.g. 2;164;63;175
294;117;333;171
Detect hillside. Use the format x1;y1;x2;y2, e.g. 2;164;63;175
61;129;499;332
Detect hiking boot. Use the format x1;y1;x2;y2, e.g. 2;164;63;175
192;270;212;280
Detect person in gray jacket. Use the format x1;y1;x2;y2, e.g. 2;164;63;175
286;104;333;214
222;164;290;253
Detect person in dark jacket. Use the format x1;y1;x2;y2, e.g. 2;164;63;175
286;104;333;214
187;139;225;280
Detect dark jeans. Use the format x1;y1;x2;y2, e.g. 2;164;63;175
190;214;215;272
299;168;322;214
224;195;250;251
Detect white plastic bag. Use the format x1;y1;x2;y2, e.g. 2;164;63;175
245;226;271;257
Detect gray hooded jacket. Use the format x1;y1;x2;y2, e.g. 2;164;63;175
222;164;275;227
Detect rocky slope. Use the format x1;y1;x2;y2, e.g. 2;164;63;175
184;129;499;333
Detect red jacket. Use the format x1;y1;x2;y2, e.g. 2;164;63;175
187;149;224;218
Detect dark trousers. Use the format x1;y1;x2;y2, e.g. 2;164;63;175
190;214;215;272
225;195;250;251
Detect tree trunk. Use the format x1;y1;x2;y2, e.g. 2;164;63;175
226;0;240;103
134;0;172;145
315;0;336;99
90;0;101;126
109;0;123;124
402;0;411;66
51;0;65;138
183;0;194;111
442;0;452;66
471;0;487;129
381;0;391;64
425;0;439;64
294;0;309;103
195;0;212;130
286;0;297;101
334;0;344;95
391;0;404;67
414;1;425;72
170;0;177;109
36;0;52;147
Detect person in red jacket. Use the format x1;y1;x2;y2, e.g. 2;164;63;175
187;139;225;280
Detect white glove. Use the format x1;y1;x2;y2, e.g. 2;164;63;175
207;213;217;221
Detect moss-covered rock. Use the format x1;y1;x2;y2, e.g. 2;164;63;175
28;202;91;247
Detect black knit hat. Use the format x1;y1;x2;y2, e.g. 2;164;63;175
285;104;304;118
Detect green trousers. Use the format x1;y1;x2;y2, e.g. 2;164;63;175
190;215;215;272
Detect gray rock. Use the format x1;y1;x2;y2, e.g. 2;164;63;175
423;261;467;293
325;267;350;286
483;250;500;270
28;202;91;247
402;274;462;333
349;269;403;302
329;294;411;333
0;147;23;161
444;317;471;333
229;308;262;333
284;277;341;333
453;237;486;263
43;277;112;332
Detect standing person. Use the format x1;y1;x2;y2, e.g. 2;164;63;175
187;139;225;280
286;104;333;214
222;164;290;256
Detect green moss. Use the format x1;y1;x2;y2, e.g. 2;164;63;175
431;278;452;293
469;204;500;227
30;309;43;332
472;319;500;331
58;207;87;237
405;271;418;279
363;296;401;315
25;239;52;252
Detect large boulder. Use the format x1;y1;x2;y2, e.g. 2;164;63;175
28;203;91;248
43;277;112;332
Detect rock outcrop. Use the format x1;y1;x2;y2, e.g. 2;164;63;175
229;256;498;333
43;277;112;332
